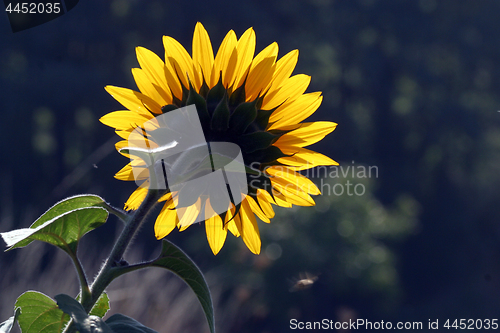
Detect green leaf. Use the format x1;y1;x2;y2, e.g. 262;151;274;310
55;294;113;333
1;207;108;254
151;240;215;333
17;293;112;333
75;293;110;319
88;293;110;319
28;195;107;229
1;194;113;252
0;308;20;333
54;295;88;326
105;314;157;333
15;291;69;333
109;240;215;333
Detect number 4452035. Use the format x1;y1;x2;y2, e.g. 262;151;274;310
5;2;61;14
444;319;498;330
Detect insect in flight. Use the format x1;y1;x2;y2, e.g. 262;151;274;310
289;272;319;292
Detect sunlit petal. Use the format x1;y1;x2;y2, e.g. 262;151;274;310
193;22;214;86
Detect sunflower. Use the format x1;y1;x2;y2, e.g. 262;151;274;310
100;22;338;255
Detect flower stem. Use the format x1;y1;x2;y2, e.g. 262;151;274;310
82;188;161;313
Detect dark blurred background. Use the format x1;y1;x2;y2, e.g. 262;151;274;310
1;0;500;332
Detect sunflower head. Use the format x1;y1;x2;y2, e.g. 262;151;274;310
100;22;338;255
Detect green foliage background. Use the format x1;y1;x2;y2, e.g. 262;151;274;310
1;0;500;332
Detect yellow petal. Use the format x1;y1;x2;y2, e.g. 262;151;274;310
135;47;173;106
245;57;276;102
245;195;270;223
158;191;174;202
271;175;312;198
124;183;149;211
177;198;201;231
225;205;240;237
226;220;240;237
155;200;178;239
115;129;132;140
211;30;237;88
271;190;292;207
162;59;183;101
99;111;154;131
275;121;337;147
117;165;148;182
132;68;171;107
261;74;311;110
245;42;278;101
192;22;214;86
278;153;315;168
114;140;131;158
163;36;199;91
231;28;256;89
272;182;315;206
115;140;128;151
268;92;323;129
238;198;261;254
114;144;151;171
256;188;276;204
205;202;227;255
256;189;276;218
223;49;238;89
251;42;278;70
125;129;159;152
266;166;320;195
265;49;298;95
278;146;339;170
115;163;136;181
105;86;161;116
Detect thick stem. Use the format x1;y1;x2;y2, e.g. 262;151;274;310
82;188;161;313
